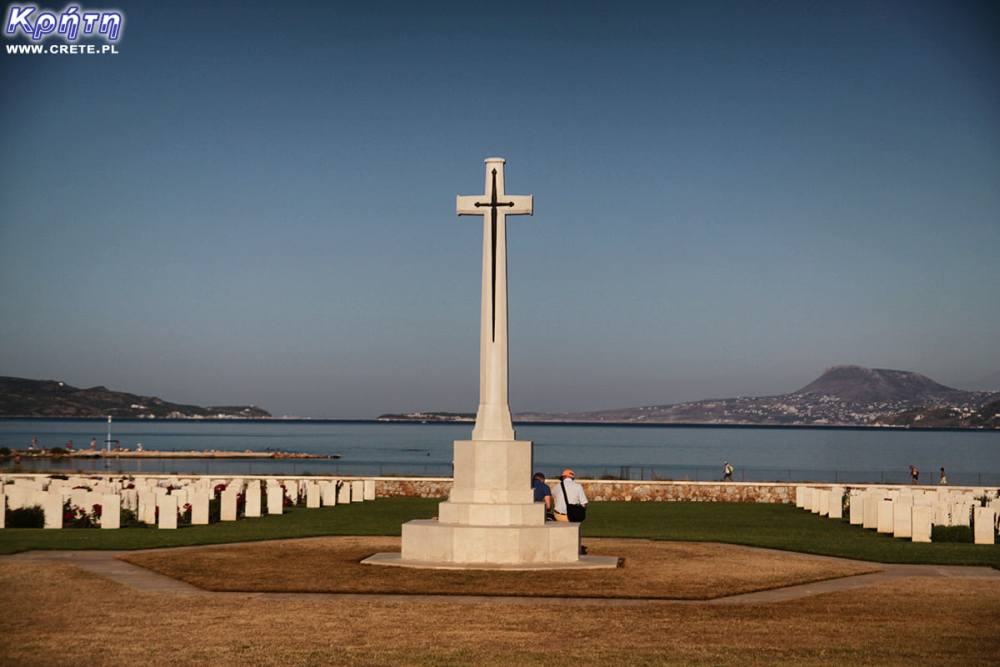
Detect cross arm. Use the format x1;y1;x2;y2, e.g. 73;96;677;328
456;195;484;216
504;195;533;216
455;194;534;216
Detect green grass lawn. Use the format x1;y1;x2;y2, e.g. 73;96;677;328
587;502;1000;569
0;498;438;555
1;499;997;568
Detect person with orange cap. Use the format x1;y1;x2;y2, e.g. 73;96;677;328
553;468;588;524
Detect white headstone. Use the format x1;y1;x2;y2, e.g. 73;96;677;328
933;502;950;526
306;482;321;508
974;507;996;545
5;485;29;510
100;494;121;529
123;488;138;511
863;493;879;529
819;489;831;517
877;499;894;533
892;501;912;538
285;480;299;504
828;486;844;520
43;492;63;529
266;484;283;515
363;480;376;501
191;492;210;525
0;493;5;529
351;480;364;503
158;495;178;529
952;503;971;527
221;489;238;521
849;492;864;525
336;481;351;504
795;486;805;508
245;481;262;518
911;505;932;543
138;491;156;524
320;481;337;506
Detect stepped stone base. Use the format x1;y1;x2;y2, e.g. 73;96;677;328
391;519;581;565
363;548;621;571
363;438;613;569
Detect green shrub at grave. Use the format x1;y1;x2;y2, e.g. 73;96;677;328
63;499;98;529
208;497;221;523
5;505;44;528
120;508;145;528
0;447;11;458
932;525;973;543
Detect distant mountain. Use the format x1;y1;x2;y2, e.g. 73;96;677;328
0;376;271;419
414;365;997;429
884;399;1000;429
793;366;968;404
377;411;475;423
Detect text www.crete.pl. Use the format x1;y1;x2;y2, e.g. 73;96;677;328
6;42;118;55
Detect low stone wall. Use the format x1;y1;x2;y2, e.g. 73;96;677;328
374;477;796;503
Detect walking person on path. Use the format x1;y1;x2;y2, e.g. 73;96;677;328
938;467;948;485
722;461;734;481
910;465;920;484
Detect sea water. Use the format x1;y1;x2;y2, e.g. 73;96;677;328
1;419;998;485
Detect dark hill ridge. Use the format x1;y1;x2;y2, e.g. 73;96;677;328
0;376;270;419
793;365;966;404
392;365;997;428
524;365;997;427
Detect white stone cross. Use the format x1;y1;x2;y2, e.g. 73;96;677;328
456;157;533;441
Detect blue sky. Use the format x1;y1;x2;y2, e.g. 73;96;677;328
1;1;998;417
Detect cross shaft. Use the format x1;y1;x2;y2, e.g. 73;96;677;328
456;158;533;441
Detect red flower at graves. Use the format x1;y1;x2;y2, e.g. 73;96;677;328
126;483;136;489
214;484;228;495
183;503;192;512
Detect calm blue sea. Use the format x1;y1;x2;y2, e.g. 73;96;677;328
1;420;998;485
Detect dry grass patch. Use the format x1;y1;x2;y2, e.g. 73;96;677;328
1;560;998;666
118;537;878;599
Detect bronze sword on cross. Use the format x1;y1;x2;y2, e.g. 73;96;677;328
476;168;514;341
456;159;533;342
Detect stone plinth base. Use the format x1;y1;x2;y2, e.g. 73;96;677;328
362;550;621;571
395;519;581;566
371;438;614;569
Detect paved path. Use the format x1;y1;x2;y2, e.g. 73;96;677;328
6;545;999;606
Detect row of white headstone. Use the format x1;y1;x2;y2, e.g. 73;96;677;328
795;484;999;545
0;474;377;530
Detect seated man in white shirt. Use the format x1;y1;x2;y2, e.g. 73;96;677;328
553;468;588;523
